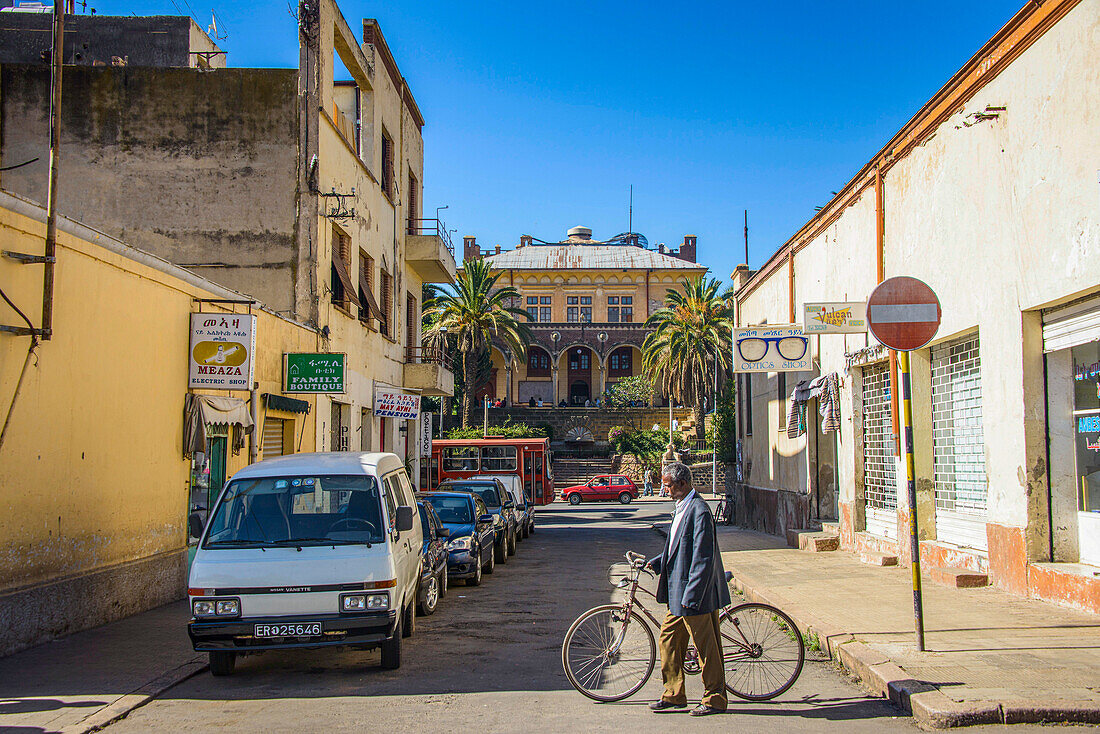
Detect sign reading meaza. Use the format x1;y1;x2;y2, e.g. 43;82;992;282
188;313;256;390
284;353;346;393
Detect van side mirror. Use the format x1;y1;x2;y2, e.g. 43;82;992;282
396;506;415;532
504;499;515;509
437;526;450;537
188;512;205;539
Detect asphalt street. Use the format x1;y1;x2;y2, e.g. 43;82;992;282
101;502;1048;733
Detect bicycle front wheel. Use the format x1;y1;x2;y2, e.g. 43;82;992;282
562;604;656;702
720;602;805;700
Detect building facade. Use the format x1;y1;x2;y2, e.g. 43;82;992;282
730;0;1099;613
466;227;706;406
0;1;454;653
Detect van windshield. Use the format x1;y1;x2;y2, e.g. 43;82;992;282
449;482;500;508
203;475;384;548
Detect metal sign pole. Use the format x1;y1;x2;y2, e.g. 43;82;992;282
898;350;926;651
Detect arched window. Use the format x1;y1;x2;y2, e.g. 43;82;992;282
609;347;633;377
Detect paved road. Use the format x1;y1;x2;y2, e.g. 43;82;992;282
102;502;1026;733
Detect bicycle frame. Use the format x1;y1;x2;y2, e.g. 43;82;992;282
612;557;761;660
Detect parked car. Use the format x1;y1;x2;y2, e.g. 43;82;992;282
467;474;534;539
187;452;423;675
561;474;640;505
439;478;517;562
416;500;449;616
419;490;497;586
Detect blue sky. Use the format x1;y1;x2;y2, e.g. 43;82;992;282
93;0;1021;281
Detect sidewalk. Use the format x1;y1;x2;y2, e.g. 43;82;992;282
0;601;203;734
708;527;1100;728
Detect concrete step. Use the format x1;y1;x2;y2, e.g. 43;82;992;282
930;566;989;588
820;521;840;536
860;552;899;567
796;532;839;552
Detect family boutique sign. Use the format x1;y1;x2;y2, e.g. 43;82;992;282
188;313;256;390
284;353;346;393
373;388;421;420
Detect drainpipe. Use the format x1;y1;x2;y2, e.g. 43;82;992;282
41;1;65;340
877;166;901;456
645;270;651;318
249;385;261;464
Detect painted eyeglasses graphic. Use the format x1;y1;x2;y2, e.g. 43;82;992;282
737;335;808;363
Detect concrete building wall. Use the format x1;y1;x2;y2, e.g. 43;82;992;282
0;64;300;313
0;194;319;656
732;0;1100;611
0;14;224;68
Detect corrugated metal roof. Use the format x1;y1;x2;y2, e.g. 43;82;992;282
484;245;705;270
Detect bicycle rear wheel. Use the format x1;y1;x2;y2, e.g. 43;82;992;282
720;602;805;700
562;604;656;702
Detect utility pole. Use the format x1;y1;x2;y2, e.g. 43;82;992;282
628;185;633;234
711;348;718;497
42;0;65;340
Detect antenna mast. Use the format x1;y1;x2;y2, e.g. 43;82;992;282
743;209;749;265
628;185;633;235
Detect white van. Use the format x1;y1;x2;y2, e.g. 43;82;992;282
187;452;423;675
469;473;534;538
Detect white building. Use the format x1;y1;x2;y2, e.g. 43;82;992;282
730;0;1099;614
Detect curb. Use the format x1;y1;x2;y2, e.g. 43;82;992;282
59;657;208;734
719;553;1100;729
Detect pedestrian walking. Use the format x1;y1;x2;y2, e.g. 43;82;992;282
644;474;653;497
647;462;730;716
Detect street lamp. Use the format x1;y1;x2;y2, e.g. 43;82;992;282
439;325;448;436
435;204;449;221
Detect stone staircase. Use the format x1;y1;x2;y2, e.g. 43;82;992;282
552;456;615;492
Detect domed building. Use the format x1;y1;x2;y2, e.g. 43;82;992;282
462;226;707;406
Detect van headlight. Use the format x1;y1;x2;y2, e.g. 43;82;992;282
192;597;239;617
341;593;388;612
447;535;472;551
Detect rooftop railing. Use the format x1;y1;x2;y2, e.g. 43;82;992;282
406;346;454;371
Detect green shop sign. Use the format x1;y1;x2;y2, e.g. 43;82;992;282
284;353;346;393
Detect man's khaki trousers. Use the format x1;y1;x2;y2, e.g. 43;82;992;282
658;609;727;709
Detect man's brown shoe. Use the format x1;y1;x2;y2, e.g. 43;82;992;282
649;700;686;712
689;704;725;716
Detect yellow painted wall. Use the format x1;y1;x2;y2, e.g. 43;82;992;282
0;201;319;592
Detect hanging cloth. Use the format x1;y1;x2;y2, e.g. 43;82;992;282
183;393;254;458
817;373;842;432
787;380;809;439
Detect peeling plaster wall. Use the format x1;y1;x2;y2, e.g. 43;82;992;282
0;64;300;313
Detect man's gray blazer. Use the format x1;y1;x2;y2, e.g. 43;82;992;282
649;493;731;617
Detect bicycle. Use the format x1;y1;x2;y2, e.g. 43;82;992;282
714;495;735;526
562;551;804;703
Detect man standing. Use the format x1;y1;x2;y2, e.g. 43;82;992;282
648;462;731;716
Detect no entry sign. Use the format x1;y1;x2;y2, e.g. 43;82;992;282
867;276;941;351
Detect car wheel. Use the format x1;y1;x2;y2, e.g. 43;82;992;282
402;598;415;638
418;575;439;616
507;530;516;556
528;521;535;535
380;618;401;670
467;552;483;586
568;493;582;505
619;492;633;505
439;567;448;599
521;522;529;540
209;651;236;676
484;545;496;574
495;536;508;564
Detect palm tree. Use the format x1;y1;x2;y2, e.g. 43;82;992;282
424;258;532;427
642;276;735;440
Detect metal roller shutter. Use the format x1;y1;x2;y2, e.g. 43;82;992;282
262;418;286;459
862;362;897;539
1043;298;1100;352
932;334;988;551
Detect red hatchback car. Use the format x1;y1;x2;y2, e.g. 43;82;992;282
561;475;639;505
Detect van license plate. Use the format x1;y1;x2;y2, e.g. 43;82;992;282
254;622;322;638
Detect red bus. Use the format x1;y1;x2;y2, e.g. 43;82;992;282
428;437;555;505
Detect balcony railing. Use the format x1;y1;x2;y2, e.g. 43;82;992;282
406;346;454;371
407;218;455;255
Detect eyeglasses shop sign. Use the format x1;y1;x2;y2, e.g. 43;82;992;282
733;325;811;373
188;313;256;390
374;388;421;420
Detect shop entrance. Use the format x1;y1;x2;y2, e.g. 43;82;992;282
861;362;897;539
1044;299;1100;566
